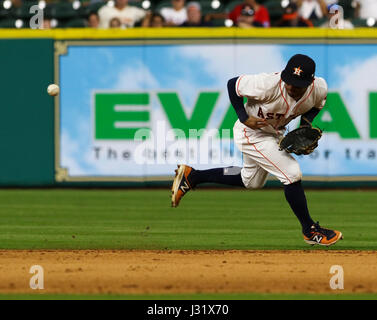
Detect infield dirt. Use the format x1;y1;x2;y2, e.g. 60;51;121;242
0;250;376;295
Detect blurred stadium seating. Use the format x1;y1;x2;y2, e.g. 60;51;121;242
0;0;373;29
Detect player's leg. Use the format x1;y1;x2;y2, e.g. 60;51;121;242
190;166;244;187
234;126;314;232
172;123;269;207
238;128;342;246
171;165;236;207
188;160;269;189
171;165;243;207
239;154;269;189
285;179;343;246
171;160;268;207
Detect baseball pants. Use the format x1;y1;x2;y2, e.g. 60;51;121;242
233;120;302;188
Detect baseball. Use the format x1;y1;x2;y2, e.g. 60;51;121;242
47;84;60;96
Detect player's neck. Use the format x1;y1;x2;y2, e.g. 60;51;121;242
292;93;305;101
286;86;308;101
287;91;305;101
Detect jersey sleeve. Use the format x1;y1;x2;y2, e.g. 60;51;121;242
235;74;269;100
314;77;328;110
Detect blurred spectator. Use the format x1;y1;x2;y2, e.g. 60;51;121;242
354;0;377;19
142;12;166;27
151;13;165;27
98;0;146;28
276;2;313;27
229;0;270;27
321;4;354;28
160;0;187;26
236;4;258;28
11;0;22;8
296;0;328;20
180;2;212;27
42;19;52;30
109;17;122;28
87;12;100;28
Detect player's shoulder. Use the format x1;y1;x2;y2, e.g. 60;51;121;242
314;76;328;92
237;72;280;100
313;77;328;101
256;72;281;96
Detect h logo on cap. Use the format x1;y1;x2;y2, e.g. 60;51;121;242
293;66;303;76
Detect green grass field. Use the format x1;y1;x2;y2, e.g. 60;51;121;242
0;188;376;300
0;188;375;250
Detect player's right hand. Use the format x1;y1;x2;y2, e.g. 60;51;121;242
242;116;269;130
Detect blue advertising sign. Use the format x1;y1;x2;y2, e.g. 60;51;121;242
58;43;377;181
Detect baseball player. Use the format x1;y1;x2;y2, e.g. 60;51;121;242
171;54;343;247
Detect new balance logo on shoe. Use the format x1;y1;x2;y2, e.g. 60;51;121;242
312;235;323;243
171;165;194;207
303;222;342;246
180;181;190;193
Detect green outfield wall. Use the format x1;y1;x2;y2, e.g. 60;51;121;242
0;39;55;186
0;29;376;187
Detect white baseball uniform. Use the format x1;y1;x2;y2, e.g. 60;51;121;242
233;72;327;187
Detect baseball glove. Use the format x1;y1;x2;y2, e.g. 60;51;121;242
279;126;322;155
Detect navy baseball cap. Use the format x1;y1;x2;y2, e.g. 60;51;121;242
281;54;316;88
